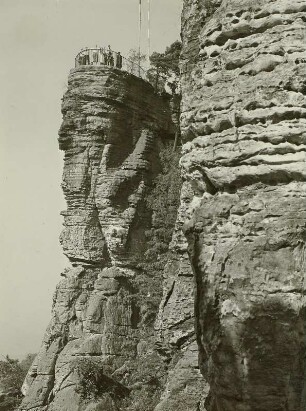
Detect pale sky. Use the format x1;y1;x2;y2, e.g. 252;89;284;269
0;0;182;359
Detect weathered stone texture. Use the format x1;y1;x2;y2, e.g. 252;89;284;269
19;0;306;408
180;0;306;409
154;202;210;410
59;67;173;267
19;66;176;411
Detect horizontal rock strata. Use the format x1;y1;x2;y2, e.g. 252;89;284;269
19;0;306;408
180;0;306;409
19;66;177;411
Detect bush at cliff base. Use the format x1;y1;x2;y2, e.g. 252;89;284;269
0;354;35;411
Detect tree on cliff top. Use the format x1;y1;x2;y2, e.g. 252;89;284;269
148;40;182;94
127;49;147;66
126;49;147;76
125;41;182;93
150;40;182;76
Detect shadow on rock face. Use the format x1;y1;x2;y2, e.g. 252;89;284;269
84;394;119;411
241;301;305;411
205;300;305;411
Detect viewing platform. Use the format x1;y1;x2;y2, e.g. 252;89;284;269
75;47;147;81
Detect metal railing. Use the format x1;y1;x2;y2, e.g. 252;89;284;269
75;47;147;81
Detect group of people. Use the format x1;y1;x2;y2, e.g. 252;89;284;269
77;45;123;69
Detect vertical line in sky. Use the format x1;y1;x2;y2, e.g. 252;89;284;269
147;0;151;66
139;0;142;73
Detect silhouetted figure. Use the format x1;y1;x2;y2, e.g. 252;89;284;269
99;48;104;65
116;52;123;69
109;54;114;67
84;49;90;65
93;51;98;64
107;45;113;66
103;50;108;65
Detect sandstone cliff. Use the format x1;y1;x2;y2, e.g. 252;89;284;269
19;66;182;411
179;0;306;409
20;0;306;409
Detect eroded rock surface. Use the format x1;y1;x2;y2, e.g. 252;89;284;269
180;0;306;409
19;66;178;411
19;0;306;408
154;193;210;410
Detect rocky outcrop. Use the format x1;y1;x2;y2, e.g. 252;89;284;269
19;66;178;411
180;0;306;410
19;0;306;408
153;178;210;411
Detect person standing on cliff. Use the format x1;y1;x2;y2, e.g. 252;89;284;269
108;51;114;67
99;47;105;65
109;54;114;67
107;46;114;67
93;50;98;64
116;52;123;69
84;48;90;65
103;49;108;65
107;45;112;66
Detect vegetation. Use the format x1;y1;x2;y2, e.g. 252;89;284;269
73;357;129;403
127;49;147;66
144;145;182;270
0;354;35;411
73;358;102;400
149;40;182;76
147;40;182;93
126;48;147;76
121;143;182;410
132;144;182;326
127;41;182;94
121;350;167;411
71;139;182;411
148;41;182;148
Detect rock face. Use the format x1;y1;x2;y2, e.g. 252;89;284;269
180;0;306;410
20;0;306;408
19;66;179;411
